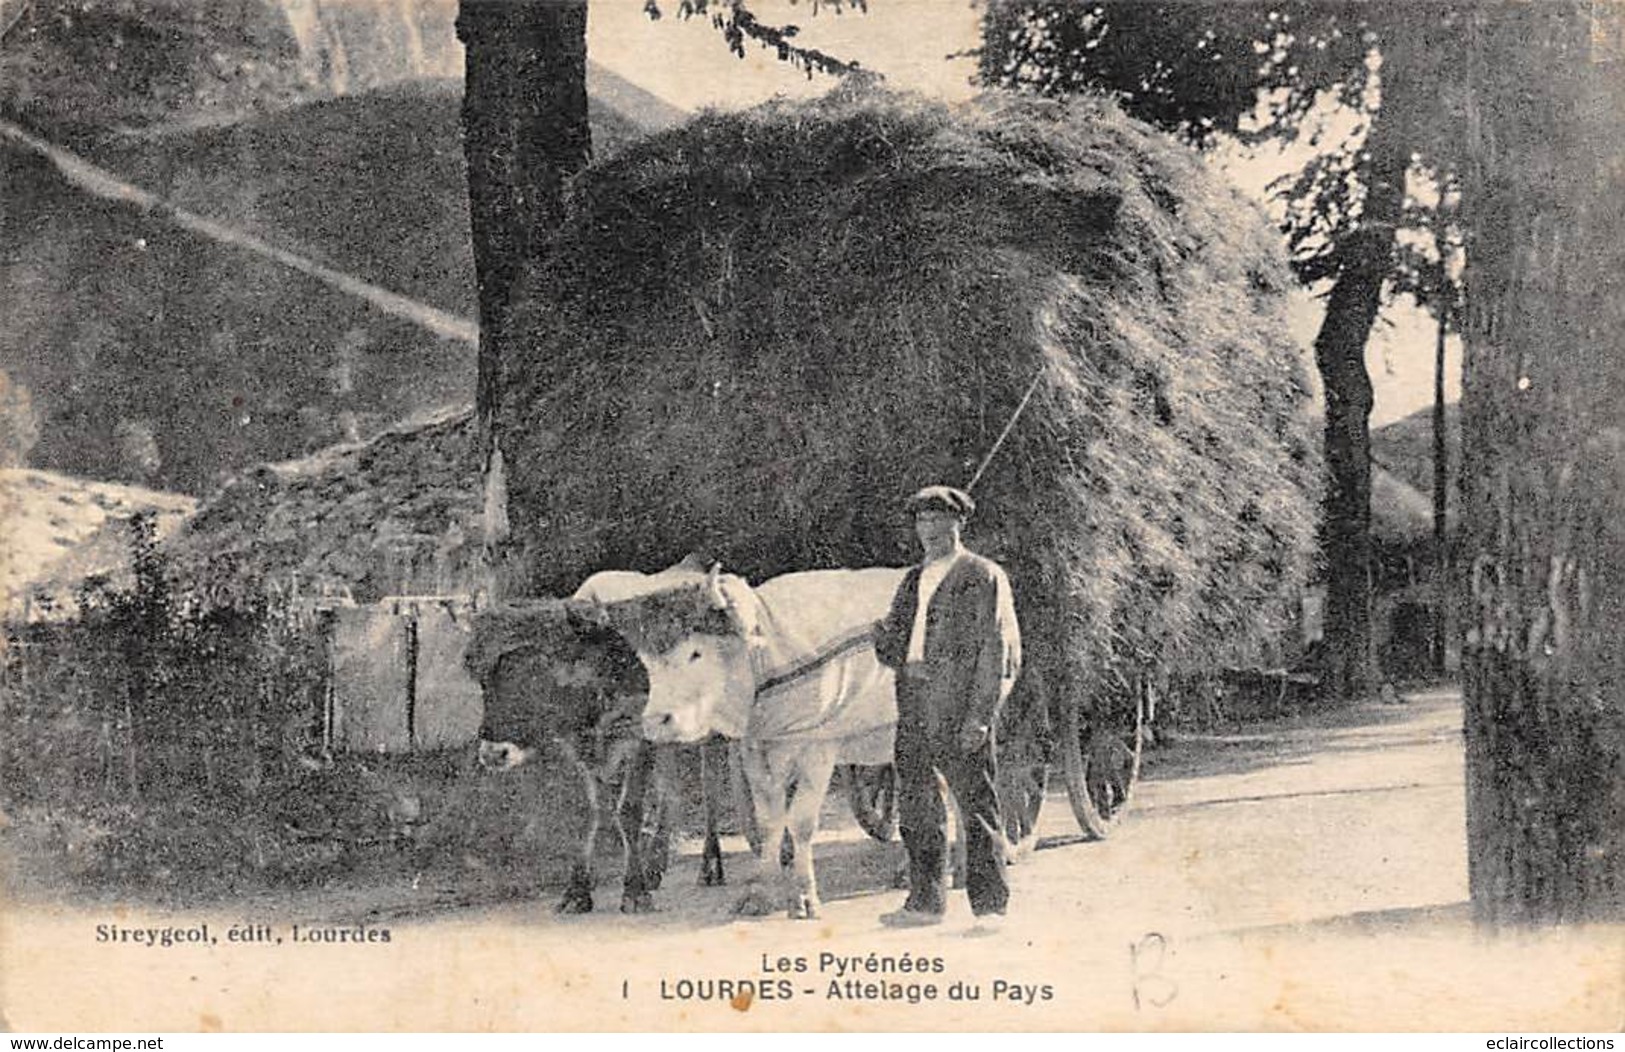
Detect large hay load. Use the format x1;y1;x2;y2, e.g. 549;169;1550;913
501;88;1319;810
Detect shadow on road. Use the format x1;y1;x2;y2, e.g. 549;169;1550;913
1143;686;1462;786
30;685;1465;931
1212;901;1475;942
418;687;1471;929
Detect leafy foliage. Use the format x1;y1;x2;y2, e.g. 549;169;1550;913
2;514;330;891
977;1;1474;286
645;0;875;80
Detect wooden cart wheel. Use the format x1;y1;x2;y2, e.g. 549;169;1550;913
1061;680;1146;840
844;763;900;842
994;662;1055;853
995;752;1049;855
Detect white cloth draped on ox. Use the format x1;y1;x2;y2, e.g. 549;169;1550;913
735;568;907;763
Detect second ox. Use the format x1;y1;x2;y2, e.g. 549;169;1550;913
583;561;905;920
468;566;736;915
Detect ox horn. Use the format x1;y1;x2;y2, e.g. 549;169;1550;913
562;597;608;627
705;562;728;610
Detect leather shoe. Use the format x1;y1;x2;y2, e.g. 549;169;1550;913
964;911;1005;937
879;907;944;928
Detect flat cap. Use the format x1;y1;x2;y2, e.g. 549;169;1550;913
905;485;976;518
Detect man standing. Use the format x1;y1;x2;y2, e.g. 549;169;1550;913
873;485;1022;927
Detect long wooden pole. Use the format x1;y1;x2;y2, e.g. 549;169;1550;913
966;368;1045;494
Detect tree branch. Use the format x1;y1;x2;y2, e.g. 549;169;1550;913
648;0;877;82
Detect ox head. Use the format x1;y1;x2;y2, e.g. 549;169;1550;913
581;563;759;745
467;598;646;771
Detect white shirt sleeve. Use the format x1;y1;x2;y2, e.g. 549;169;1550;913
906;555;958;663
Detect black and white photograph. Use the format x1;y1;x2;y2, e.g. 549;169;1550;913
0;0;1621;1034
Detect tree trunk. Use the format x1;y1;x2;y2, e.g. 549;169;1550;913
1313;102;1409;704
1458;1;1625;925
456;0;591;594
1431;257;1449;679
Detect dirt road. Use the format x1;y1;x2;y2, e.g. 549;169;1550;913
3;687;1620;1031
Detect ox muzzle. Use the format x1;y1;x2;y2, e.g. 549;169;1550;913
477;739;541;771
640;706;709;745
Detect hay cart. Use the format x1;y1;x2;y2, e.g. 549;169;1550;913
492;91;1319;861
841;652;1149;850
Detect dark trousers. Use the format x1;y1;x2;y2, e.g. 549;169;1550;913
895;682;1009;917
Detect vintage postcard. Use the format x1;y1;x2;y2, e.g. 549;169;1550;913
1;0;1620;1034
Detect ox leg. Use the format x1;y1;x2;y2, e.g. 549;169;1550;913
698;740;726;887
784;743;838;921
645;745;678;892
615;740;661;914
556;739;599;914
945;770;968;890
730;740;787;917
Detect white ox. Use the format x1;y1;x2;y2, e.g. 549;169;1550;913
579;561;905;919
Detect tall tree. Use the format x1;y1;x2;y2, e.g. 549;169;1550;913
456;0;591;595
979;1;1474;702
1394;196;1464;678
1457;0;1624;924
457;0;866;593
